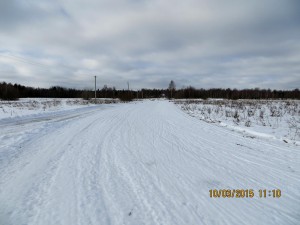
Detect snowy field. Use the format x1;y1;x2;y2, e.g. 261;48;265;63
0;99;299;225
0;98;119;120
175;99;300;145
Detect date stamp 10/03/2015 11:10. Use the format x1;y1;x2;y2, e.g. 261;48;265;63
209;189;281;198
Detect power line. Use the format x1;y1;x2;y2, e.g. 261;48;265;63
0;54;53;69
0;53;76;71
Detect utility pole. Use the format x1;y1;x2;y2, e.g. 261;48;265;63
94;76;97;103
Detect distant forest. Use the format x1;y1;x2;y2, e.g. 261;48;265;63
0;81;299;100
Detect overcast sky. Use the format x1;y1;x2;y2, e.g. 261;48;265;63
0;0;299;90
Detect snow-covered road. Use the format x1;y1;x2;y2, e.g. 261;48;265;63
0;100;299;225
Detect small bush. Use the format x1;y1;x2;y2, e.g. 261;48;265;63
245;120;251;127
81;91;92;100
233;110;240;123
118;92;134;102
119;95;134;102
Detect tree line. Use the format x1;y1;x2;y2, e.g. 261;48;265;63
0;81;299;100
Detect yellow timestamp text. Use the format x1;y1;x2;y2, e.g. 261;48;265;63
209;189;281;198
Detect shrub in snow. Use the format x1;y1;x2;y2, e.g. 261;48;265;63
245;120;251;127
175;99;300;141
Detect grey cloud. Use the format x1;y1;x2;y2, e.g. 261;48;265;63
0;0;299;90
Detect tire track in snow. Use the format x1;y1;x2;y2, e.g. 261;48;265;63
0;100;299;225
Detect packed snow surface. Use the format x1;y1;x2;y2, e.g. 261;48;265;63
0;100;299;225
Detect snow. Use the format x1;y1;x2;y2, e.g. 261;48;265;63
0;98;118;120
0;99;299;225
175;99;300;145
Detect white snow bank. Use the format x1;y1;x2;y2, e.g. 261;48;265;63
0;98;119;120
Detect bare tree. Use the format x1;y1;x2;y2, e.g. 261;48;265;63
102;85;108;98
168;80;176;98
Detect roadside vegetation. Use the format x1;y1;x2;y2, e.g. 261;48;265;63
175;99;300;142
